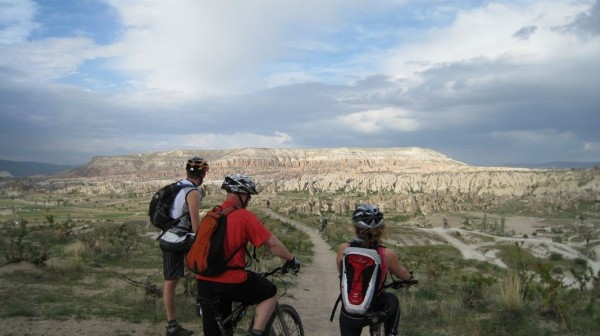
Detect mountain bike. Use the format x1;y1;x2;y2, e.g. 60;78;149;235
196;267;304;336
366;277;418;336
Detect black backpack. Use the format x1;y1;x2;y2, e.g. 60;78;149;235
148;182;194;236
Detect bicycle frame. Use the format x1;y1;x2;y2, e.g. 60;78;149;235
197;267;304;336
196;296;250;336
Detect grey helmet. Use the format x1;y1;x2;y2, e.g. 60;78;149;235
352;204;384;229
221;173;258;195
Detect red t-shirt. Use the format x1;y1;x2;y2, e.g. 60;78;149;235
195;201;272;283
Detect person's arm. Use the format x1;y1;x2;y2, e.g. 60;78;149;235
385;248;412;280
263;235;294;261
186;189;201;233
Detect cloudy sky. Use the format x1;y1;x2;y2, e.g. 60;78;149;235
1;0;599;166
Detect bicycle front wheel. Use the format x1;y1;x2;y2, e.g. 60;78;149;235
266;303;304;336
369;322;385;336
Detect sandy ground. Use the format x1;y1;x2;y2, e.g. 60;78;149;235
264;209;341;336
1;211;597;336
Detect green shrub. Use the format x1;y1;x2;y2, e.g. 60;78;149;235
549;252;563;261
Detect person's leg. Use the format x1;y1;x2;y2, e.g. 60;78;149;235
339;310;367;336
164;278;179;321
382;293;401;336
198;280;234;336
251;296;277;331
162;250;192;335
228;272;277;335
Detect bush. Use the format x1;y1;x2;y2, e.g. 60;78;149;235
549;252;563;261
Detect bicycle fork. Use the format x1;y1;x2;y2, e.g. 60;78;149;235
273;304;292;336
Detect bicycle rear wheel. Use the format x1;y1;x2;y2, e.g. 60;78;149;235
265;303;304;336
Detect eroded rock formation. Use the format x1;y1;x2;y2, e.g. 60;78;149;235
1;147;598;215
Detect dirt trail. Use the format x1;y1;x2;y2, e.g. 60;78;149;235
264;209;341;336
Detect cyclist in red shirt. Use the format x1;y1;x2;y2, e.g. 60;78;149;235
196;173;301;336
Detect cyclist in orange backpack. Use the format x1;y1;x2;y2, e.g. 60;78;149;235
196;173;301;336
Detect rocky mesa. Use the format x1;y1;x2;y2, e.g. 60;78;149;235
2;147;599;215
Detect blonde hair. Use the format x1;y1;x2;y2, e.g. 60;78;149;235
354;226;387;248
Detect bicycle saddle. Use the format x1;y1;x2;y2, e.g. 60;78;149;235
197;295;226;305
364;311;387;322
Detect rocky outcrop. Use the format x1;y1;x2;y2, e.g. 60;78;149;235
2;147;598;215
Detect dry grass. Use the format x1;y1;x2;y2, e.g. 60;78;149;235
499;270;523;311
63;240;88;265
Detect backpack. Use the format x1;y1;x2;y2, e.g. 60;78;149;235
148;182;194;236
186;206;249;276
330;240;384;319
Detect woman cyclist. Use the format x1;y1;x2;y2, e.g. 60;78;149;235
336;204;413;336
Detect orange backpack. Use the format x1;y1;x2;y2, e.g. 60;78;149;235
186;206;243;276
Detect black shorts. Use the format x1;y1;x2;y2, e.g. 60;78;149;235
162;248;186;280
197;272;277;335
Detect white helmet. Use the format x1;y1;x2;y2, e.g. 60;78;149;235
221;173;258;195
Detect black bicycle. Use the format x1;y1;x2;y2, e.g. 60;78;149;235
366;277;419;336
196;267;304;336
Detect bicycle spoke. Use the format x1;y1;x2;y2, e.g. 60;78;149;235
267;304;303;336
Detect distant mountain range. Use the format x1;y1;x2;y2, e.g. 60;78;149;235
3;149;598;217
0;154;598;178
0;159;79;178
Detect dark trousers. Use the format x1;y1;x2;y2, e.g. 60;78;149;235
197;272;277;335
339;292;400;336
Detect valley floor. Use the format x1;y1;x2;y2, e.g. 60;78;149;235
1;210;597;335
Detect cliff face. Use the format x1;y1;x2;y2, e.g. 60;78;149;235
2;147;599;214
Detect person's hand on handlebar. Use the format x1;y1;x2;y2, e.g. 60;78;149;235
282;257;301;275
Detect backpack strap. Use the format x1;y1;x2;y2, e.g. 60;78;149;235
330;293;342;322
331;240;351;322
214;206;259;270
158;184;197;239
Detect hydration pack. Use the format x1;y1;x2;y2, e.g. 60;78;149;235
331;239;384;319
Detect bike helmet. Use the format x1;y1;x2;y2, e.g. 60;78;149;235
352;204;384;229
221;173;259;195
186;157;209;174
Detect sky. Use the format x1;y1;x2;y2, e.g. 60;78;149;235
0;0;599;167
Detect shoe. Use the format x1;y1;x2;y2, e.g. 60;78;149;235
166;323;194;336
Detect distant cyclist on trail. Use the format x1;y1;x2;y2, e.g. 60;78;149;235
196;173;301;336
320;217;328;233
442;217;448;229
336;205;413;336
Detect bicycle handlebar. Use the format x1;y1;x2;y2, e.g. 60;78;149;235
258;266;283;277
382;278;419;290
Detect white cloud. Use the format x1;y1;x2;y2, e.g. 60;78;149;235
385;1;595;80
583;141;600;151
0;37;107;83
107;0;347;95
0;0;38;44
338;107;420;134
